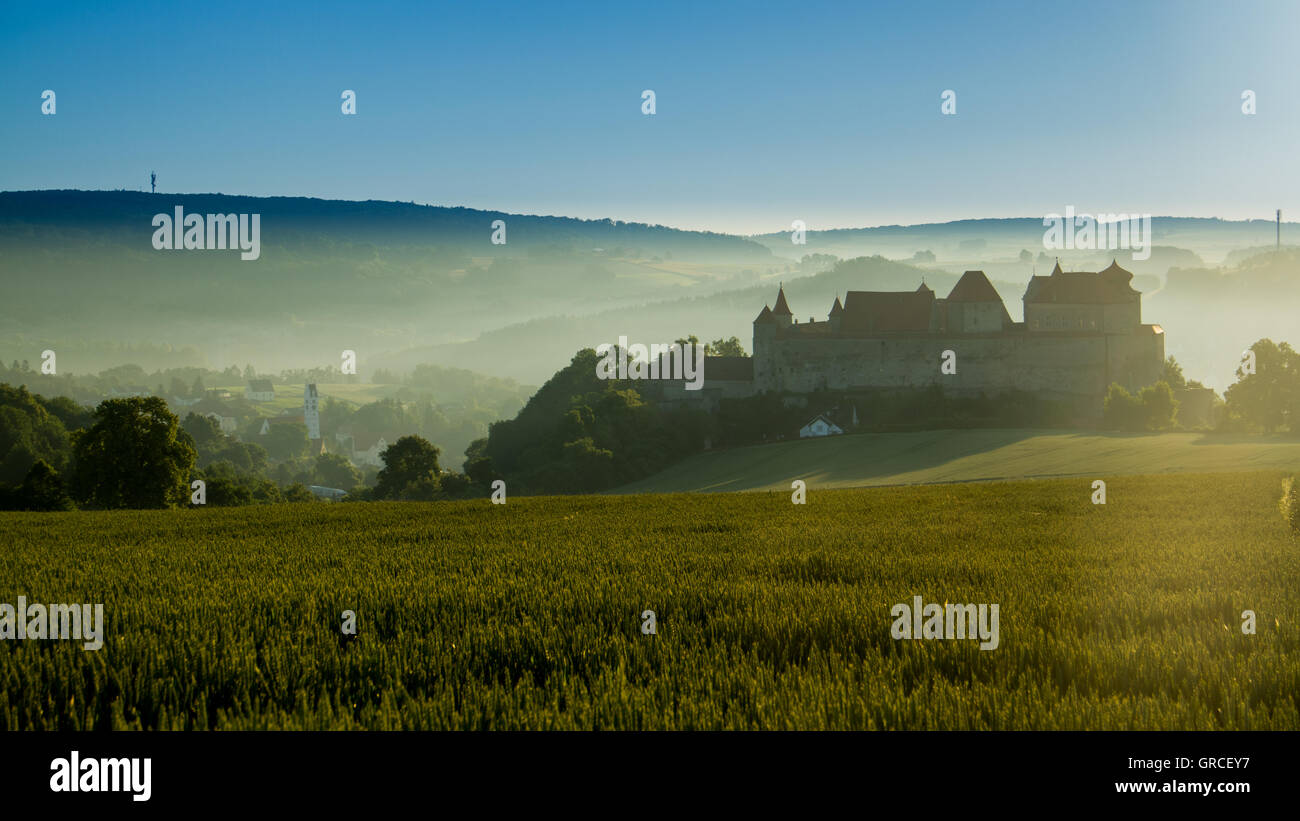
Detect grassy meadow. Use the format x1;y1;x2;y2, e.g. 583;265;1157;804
1;470;1297;730
613;429;1300;493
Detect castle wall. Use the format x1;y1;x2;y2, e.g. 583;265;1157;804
949;301;1005;333
1103;301;1140;331
757;329;1163;400
1106;326;1164;390
658;379;754;411
1026;303;1100;331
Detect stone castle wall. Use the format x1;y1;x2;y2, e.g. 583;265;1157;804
753;329;1164;401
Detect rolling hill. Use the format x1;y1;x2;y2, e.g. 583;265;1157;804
611;429;1300;494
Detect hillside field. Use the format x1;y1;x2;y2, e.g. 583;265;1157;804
1;471;1297;730
613;429;1300;494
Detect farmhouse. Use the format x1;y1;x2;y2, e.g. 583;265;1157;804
334;430;390;467
799;414;843;438
189;397;239;435
245;379;275;402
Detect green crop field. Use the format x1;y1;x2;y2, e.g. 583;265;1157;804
613;429;1300;494
1;471;1297;730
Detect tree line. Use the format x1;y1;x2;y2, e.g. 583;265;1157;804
1;337;1294;509
0;387;484;510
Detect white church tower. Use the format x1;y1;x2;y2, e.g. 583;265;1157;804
304;383;321;441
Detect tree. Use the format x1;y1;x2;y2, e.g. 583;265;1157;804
70;397;196;508
206;477;253;506
282;482;316;502
1103;383;1144;431
1139;381;1179;430
1224;339;1300;432
261;423;310;461
38;395;93;431
182;413;225;454
374;435;441;499
463;438;498;489
438;471;472;498
562;436;614;491
0;384;72;484
20;459;74;511
706;336;749;357
1019;249;1032;264
1161;357;1187;391
314;452;361;490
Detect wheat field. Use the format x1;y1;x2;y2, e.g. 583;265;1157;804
1;471;1297;729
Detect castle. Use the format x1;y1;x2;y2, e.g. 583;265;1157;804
667;261;1165;411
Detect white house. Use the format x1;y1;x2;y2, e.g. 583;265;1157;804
245;379;275;402
189;398;240;435
799;414;843;438
204;412;238;435
350;432;389;467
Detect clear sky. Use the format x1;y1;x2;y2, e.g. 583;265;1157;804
2;0;1297;234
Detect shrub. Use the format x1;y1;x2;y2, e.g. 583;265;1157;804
1103;383;1144;431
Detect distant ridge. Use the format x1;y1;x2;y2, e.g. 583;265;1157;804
0;189;772;258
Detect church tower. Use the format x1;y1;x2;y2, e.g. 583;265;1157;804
304;383;322;442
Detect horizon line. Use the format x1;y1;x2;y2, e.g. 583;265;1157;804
1;188;1293;238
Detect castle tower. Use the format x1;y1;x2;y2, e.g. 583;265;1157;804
771;284;793;328
828;295;844;333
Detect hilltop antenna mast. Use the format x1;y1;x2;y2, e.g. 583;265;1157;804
1277;209;1281;249
150;171;156;194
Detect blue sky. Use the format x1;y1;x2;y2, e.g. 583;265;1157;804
2;0;1297;233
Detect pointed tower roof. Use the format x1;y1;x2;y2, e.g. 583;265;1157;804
829;295;844;316
1100;258;1132;280
947;270;1002;302
1050;260;1063;276
754;304;775;324
772;285;792;315
916;282;934;295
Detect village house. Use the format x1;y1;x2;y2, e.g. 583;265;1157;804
799;414;844;438
334;430;390;467
245;379;275;402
